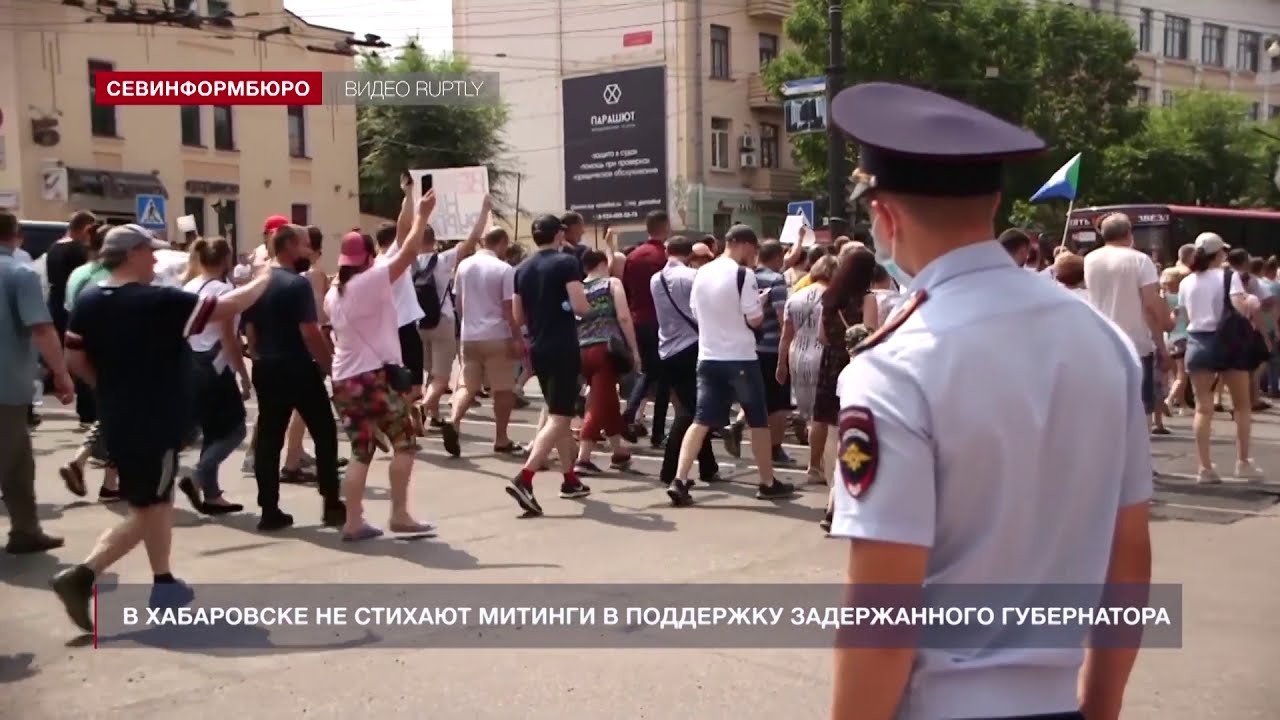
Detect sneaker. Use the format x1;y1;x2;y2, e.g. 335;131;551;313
280;467;315;484
756;480;797;500
59;462;87;498
699;472;727;484
666;479;694;507
441;422;461;458
50;564;96;632
5;531;64;555
257;508;295;531
772;447;796;466
1197;468;1222;485
97;485;121;503
559;480;592;499
574;460;603;476
723;422;744;459
609;453;632;471
1234;460;1265;482
505;476;544;515
322;500;347;528
148;579;196;610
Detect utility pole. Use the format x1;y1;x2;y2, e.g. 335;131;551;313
825;0;848;240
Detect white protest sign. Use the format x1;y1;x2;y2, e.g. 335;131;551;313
778;213;812;247
176;215;197;233
409;166;491;240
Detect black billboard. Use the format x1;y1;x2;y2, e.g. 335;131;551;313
562;65;668;224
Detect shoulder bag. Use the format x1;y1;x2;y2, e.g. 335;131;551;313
1216;269;1269;371
333;275;414;393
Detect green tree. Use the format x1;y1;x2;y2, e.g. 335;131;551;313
1095;91;1273;207
357;41;512;219
763;0;1142;219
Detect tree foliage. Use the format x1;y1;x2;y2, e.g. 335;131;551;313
1094;91;1280;208
357;42;512;219
764;0;1143;220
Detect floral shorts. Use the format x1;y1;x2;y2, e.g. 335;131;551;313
331;367;418;464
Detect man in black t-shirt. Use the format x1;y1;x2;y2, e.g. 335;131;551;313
50;225;271;632
506;215;591;516
43;210;97;425
243;224;345;532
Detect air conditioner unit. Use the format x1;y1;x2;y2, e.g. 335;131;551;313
740;151;758;168
740;133;756;151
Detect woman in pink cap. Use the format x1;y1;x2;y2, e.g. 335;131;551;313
323;187;438;541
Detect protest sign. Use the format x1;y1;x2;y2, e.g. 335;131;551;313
409;166;491;240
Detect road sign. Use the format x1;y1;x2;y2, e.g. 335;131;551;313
787;200;815;228
135;194;166;230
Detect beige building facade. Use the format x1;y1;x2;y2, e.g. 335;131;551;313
454;0;804;240
0;0;360;260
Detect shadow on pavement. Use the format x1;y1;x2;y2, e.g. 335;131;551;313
0;653;38;684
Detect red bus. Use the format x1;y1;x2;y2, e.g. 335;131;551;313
1065;204;1280;265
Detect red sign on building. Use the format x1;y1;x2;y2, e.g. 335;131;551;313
623;31;653;47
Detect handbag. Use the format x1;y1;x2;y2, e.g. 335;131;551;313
607;335;633;376
1216;269;1269;371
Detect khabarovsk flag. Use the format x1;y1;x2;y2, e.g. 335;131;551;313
1029;152;1081;203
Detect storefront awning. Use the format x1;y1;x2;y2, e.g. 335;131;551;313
66;168;167;200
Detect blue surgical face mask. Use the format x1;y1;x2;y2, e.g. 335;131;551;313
871;214;914;289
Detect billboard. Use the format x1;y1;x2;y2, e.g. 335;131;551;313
785;95;827;135
562;65;667;224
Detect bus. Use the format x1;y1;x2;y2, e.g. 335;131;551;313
1065;204;1280;265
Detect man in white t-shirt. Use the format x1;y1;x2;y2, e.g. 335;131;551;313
1083;213;1172;422
666;224;796;507
441;227;524;456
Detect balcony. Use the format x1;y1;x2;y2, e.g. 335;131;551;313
746;0;790;21
748;74;780;109
749;168;802;198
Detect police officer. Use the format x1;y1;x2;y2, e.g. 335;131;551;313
826;83;1153;720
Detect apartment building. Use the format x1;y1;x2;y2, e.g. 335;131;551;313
1107;0;1280;113
453;0;802;239
0;0;360;258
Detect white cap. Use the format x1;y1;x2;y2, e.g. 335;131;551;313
1194;232;1229;255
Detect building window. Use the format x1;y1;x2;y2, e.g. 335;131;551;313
1137;9;1152;53
1136;86;1150;105
287;106;307;158
711;117;731;169
1162;90;1175;107
207;0;229;16
183;197;205;236
213;105;234;150
215;199;238;249
180;106;202;146
758;33;778;68
760;123;780;169
1202;24;1226;67
1270;105;1280;120
710;25;730;79
712;212;732;240
1163;15;1188;60
1249;102;1261;121
291;204;309;226
88;60;117;137
1238;31;1260;72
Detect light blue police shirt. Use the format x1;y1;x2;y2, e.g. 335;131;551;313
831;240;1153;720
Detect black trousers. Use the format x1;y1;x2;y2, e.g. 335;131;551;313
659;343;719;483
251;358;339;510
624;323;669;439
74;379;97;424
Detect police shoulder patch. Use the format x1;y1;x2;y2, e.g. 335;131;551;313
838;405;879;500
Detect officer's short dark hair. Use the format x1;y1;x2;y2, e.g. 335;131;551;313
758;240;785;264
645;210;670;234
0;211;16;243
725;224;758;246
998;228;1032;253
375;222;397;249
69;210;97;233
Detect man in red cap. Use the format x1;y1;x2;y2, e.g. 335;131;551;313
252;215;290;278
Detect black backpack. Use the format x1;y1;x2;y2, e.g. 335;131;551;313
414;254;451;330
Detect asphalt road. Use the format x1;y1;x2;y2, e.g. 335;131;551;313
2;398;1278;719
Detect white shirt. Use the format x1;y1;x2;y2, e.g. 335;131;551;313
456;249;514;342
376;241;428;328
183;276;235;373
1179;267;1245;332
153;249;190;289
1083;244;1159;355
689;255;761;362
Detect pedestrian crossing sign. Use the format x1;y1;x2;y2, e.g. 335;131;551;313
135;194;166;230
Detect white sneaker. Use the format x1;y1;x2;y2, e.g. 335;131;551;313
1197;467;1222;485
1234;460;1265;483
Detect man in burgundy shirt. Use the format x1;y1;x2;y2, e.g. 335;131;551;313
619;210;672;441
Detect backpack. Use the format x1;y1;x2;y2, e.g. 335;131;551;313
413;254;451;330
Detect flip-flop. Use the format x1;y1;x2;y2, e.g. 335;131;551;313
59;463;87;498
341;524;384;542
389;521;437;535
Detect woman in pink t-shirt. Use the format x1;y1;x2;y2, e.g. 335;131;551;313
324;188;437;541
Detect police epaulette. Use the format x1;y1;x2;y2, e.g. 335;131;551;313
851;290;929;356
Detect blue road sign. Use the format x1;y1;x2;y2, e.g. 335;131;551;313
135;194;166;230
787;200;815;227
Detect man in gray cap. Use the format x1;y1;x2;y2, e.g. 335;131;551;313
825;83;1151;720
49;224;274;633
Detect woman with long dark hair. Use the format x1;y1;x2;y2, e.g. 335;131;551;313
177;237;249;514
324;192;435;541
813;246;880;530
